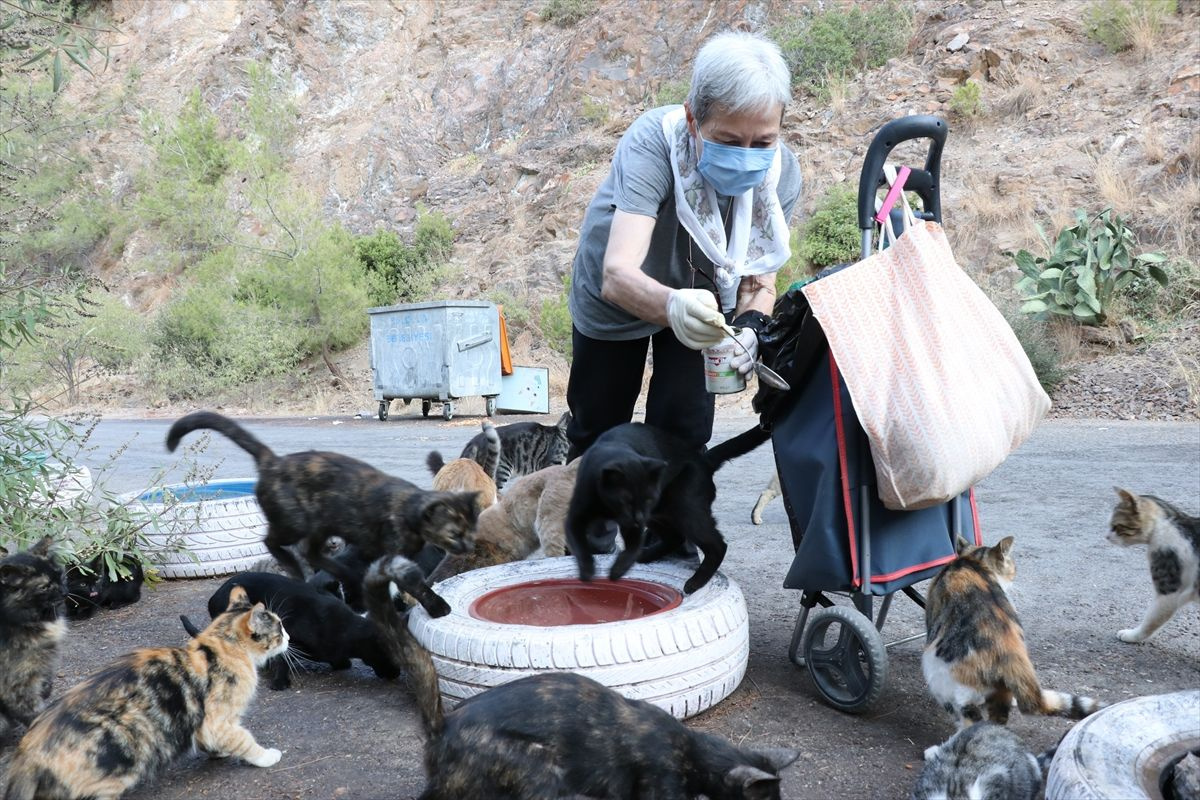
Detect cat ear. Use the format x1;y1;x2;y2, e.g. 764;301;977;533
225;585;252;611
725;764;782;796
954;534;973;555
29;535;55;557
641;457;668;486
248;604;276;635
1114;487;1139;508
995;536;1015;557
753;746;799;772
599;464;626;491
556;411;571;431
0;563;22;584
0;543;8;559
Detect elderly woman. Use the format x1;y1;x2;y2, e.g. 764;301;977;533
564;29;802;457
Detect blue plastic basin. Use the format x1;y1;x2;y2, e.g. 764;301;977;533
137;479;257;505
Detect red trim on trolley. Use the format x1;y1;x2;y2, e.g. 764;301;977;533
870;554;957;584
968;488;983;545
829;355;860;588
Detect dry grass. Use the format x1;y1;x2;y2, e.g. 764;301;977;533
993;72;1045;118
963;173;1035;225
1141;120;1165;165
1050;318;1084;364
826;72;849;116
1125;3;1169;61
1146;175;1200;262
1092;153;1135;217
1170;349;1200;415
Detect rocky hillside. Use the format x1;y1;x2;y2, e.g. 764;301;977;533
66;0;1199;419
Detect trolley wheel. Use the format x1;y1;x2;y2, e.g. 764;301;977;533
377;401;389;422
421;400;432;418
442;402;454;421
485;396;497;417
801;605;888;714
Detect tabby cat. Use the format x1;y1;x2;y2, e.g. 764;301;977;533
0;537;66;743
1108;488;1200;642
427;420;501;512
923;536;1101;729
460;412;571;491
567;423;769;594
4;586;287;800
166;411;478;618
360;557;800;800
912;722;1045;800
428;460;578;582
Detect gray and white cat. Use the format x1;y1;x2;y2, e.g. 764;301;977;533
460;411;571;491
1108;488;1200;643
912;722;1045;800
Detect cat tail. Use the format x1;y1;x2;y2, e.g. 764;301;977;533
426;451;446;477
1037;689;1102;719
704;425;771;471
165;411;275;465
364;556;444;738
480;421;501;481
2;758;41;800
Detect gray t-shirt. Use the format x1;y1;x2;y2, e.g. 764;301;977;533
568;105;802;341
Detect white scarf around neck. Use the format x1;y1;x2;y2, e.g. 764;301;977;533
661;106;791;310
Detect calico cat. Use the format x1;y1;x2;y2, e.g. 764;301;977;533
923;536;1101;729
428;460;579;582
4;586;287;800
566;423;769;594
180;571;400;689
359;557;800;800
1108;488;1200;642
166;411;478;618
460;411;571;491
0;537;66;743
912;722;1045;800
64;554;144;620
427;421;501;513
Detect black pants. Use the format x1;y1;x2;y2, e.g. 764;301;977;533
565;325;714;459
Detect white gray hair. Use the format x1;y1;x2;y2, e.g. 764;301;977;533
687;30;792;124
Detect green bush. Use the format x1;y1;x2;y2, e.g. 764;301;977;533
1085;0;1176;52
773;3;911;98
796;185;860;272
950;80;982;117
1014;208;1168;325
539;274;573;358
1006;313;1068;392
355;209;455;306
654;80;690;108
1121;257;1200;323
541;0;595;26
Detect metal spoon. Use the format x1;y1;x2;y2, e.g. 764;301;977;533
714;321;791;392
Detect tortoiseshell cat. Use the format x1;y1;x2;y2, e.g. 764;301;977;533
362;557;800;800
1108;488;1199;642
0;537;66;743
166;411;478;618
4;586;287;800
923;536;1101;729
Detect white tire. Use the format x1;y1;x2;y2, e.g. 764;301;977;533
1046;689;1200;800
409;555;750;719
126;479;269;579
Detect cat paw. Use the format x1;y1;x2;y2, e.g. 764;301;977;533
249;748;282;768
923;745;940;761
425;596;452;618
1118;628;1147;643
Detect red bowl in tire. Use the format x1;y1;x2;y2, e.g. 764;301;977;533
469;578;682;626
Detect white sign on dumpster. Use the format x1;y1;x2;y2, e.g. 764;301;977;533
496;366;550;414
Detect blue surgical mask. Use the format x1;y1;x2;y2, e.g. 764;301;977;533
696;137;776;196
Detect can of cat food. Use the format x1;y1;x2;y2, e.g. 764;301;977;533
703;332;747;394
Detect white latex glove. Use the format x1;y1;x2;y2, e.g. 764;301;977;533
666;289;725;350
729;326;759;378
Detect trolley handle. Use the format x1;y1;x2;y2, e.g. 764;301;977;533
856;115;948;230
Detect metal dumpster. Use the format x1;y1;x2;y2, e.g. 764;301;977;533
368;300;502;421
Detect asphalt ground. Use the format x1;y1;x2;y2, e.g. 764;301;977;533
2;413;1198;799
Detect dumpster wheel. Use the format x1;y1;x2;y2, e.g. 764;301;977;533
485;396;497;417
421;400;432;417
378;401;389;421
442;402;454;421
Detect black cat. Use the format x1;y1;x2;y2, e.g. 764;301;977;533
180;571;400;690
63;554;144;620
166;411;478;619
567;423;768;594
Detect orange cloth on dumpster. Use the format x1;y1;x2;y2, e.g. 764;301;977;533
497;307;513;376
